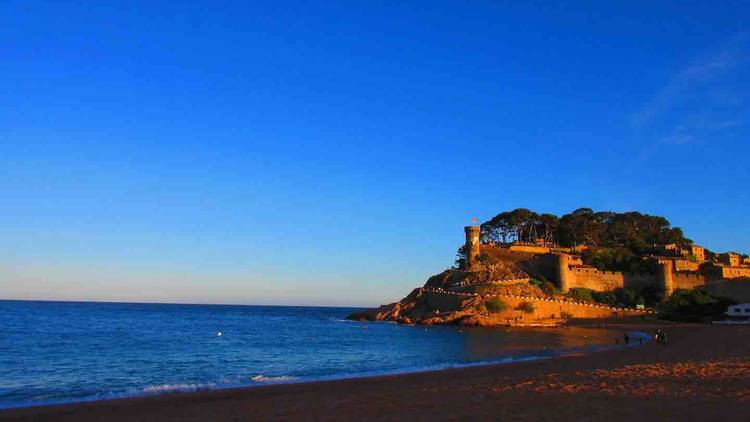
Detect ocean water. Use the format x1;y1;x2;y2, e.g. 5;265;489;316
0;300;623;409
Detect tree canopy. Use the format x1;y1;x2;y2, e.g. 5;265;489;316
480;208;691;252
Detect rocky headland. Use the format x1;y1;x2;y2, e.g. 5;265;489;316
347;263;588;327
350;207;750;327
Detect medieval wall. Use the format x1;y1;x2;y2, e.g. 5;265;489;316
508;244;550;254
568;267;625;291
488;247;538;263
672;272;707;290
480;246;716;296
518;252;559;282
721;266;750;279
495;295;649;322
624;273;662;290
563;264;716;294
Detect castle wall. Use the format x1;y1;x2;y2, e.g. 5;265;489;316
721;266;750;279
701;264;750;281
494;295;649;322
538;253;710;295
490;247;539;263
517;252;559;283
484;246;715;296
560;263;728;296
623;273;660;290
564;267;658;292
568;267;625;291
672;272;707;290
508;244;550;254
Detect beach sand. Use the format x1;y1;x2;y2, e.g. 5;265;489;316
2;321;749;421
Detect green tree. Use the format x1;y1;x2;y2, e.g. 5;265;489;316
537;213;559;245
516;301;536;314
567;288;594;302
480;207;693;268
659;290;735;322
485;297;508;313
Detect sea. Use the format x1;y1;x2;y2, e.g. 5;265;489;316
0;300;633;409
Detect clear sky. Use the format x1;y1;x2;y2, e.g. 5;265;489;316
2;1;748;306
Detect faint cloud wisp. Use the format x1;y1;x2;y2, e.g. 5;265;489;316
631;32;749;164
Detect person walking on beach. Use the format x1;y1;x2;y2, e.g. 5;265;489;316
655;329;668;344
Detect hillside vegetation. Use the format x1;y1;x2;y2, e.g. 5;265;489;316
481;207;689;249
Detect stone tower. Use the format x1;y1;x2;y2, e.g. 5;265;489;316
658;260;674;298
556;253;572;293
464;226;481;271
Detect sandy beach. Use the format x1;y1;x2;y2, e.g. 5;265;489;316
2;321;749;421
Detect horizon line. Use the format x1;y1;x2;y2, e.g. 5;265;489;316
0;297;372;309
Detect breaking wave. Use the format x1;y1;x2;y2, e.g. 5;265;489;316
141;383;218;394
250;375;299;383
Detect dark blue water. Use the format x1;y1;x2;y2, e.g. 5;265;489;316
0;300;620;409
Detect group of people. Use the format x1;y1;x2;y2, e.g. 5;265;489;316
618;329;667;345
654;329;668;344
621;332;643;345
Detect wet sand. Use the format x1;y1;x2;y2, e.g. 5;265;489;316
2;321;749;421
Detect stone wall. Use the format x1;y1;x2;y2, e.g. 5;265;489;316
493;294;650;322
518;252;559;282
479;246;724;298
489;247;539;263
672;272;707;290
720;266;750;279
568;267;625;291
508;244;550;254
624;273;663;290
541;254;708;295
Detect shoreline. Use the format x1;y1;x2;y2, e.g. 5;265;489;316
2;322;749;421
0;324;638;411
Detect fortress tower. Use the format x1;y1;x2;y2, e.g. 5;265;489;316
658;260;674;298
464;226;481;271
556;253;572;293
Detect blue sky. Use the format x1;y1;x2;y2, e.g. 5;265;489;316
1;1;748;306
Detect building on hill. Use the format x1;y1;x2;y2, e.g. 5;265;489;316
660;243;679;255
658;243;705;263
718;252;741;267
666;255;699;271
687;245;706;262
701;262;750;280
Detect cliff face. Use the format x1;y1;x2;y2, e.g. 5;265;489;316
348;287;484;325
347;267;550;326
